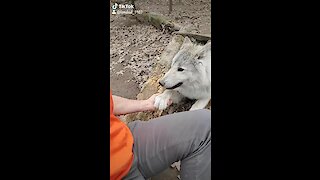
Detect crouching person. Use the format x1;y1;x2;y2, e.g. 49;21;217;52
110;90;212;180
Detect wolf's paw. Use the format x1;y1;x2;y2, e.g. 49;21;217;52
154;94;172;110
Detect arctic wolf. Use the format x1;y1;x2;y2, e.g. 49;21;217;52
154;36;211;111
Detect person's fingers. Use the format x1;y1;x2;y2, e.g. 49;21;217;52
150;94;161;107
151;93;160;99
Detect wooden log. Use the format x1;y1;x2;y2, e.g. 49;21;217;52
135;11;181;31
133;11;210;43
172;31;211;42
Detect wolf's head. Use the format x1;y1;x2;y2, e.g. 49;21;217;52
159;37;211;90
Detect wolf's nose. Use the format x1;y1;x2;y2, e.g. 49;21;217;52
159;81;164;86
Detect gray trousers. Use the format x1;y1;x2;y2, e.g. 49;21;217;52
123;109;211;180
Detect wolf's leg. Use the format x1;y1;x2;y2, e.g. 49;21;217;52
189;98;211;111
170;90;184;104
154;90;183;110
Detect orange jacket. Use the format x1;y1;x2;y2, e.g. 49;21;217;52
110;92;134;180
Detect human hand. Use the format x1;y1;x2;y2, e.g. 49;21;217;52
143;93;172;111
154;92;175;110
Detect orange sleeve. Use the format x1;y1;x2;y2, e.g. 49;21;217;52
110;91;134;180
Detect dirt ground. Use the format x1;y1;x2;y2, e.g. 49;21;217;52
110;0;211;179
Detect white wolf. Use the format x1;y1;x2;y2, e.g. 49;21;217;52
154;37;211;111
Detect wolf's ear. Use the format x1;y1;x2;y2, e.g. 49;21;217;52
180;37;193;50
183;36;192;44
195;41;211;61
199;41;211;54
202;40;211;52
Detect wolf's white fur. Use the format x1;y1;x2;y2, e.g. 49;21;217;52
154;37;211;111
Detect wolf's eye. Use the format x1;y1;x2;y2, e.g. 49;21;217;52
178;67;184;72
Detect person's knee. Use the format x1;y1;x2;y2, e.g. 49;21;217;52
189;109;211;151
191;109;211;131
193;109;211;122
196;109;211;118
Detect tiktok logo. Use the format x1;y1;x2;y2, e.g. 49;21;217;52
112;3;118;15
